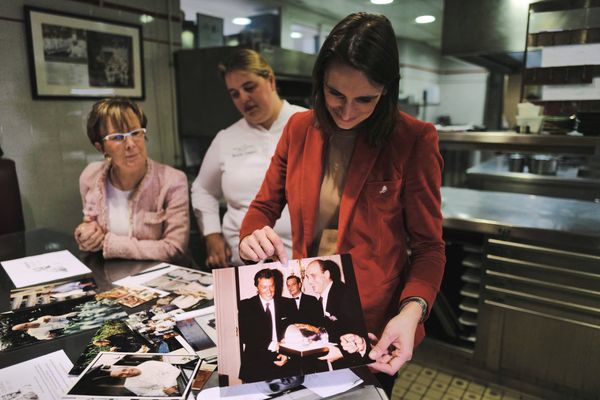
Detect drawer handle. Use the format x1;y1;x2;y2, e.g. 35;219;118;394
484;300;600;330
485;270;600;298
487;238;600;261
486;254;600;280
485;285;600;315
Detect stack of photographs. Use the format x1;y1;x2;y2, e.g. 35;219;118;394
69;305;217;376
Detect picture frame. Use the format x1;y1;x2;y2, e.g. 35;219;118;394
24;6;145;99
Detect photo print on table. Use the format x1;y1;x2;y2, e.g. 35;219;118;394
213;254;372;387
113;264;214;311
64;352;201;400
10;277;98;311
0;297;126;352
95;286;158;309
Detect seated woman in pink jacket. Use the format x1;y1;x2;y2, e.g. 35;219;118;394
74;98;189;263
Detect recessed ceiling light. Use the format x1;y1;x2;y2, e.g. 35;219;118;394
232;17;251;26
139;14;154;24
290;32;303;39
415;15;436;24
370;0;393;4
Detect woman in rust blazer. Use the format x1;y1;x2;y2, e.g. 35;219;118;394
239;12;445;389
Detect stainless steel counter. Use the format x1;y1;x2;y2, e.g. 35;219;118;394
441;187;600;246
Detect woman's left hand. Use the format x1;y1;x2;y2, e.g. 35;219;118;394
367;301;422;375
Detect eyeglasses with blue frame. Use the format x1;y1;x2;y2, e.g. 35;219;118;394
102;128;146;143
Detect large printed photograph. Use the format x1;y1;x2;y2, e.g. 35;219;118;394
24;6;144;99
214;254;371;387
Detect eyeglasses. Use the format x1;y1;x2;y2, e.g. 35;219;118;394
102;128;146;143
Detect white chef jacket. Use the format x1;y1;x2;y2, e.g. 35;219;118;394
191;101;306;265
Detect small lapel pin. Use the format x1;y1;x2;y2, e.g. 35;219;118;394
379;185;388;194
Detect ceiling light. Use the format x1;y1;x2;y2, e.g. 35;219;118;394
370;0;393;4
290;31;303;39
232;17;251;26
415;15;436;24
139;14;154;24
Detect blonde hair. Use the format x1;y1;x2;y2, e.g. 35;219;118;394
218;48;274;81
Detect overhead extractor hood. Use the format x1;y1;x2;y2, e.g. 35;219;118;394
442;0;531;73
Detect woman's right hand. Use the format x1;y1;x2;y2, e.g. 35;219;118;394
204;233;232;268
74;217;104;252
238;226;288;264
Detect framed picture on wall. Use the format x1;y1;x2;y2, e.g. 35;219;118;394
24;6;145;99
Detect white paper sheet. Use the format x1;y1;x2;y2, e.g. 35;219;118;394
195;369;363;399
1;250;91;289
303;369;363;397
0;350;76;400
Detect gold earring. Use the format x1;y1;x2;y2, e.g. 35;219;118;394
104;154;112;163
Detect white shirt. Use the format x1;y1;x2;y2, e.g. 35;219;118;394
105;179;132;236
319;281;333;317
124;360;180;396
191;101;306;265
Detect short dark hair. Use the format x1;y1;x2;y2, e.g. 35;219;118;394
218;48;273;81
312;12;400;147
310;259;342;283
254;268;277;287
286;275;301;285
86;97;147;146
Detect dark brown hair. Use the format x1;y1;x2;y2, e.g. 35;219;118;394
86;97;147;145
312;12;400;147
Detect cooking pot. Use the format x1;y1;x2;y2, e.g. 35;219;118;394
530;154;558;175
507;153;528;172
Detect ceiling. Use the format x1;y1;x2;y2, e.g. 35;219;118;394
180;0;444;48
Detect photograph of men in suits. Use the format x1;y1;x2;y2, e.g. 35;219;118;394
285;275;323;327
305;259;370;368
238;268;295;383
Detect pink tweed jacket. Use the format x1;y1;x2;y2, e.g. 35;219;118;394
79;159;190;263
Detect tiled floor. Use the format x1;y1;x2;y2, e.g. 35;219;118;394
390;362;542;400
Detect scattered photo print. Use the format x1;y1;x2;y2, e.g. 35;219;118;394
175;312;217;360
65;353;200;399
125;305;192;355
0;297;126;352
94;286;158;309
70;319;153;376
10;277;97;311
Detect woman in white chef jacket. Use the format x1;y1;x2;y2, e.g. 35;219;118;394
191;48;305;267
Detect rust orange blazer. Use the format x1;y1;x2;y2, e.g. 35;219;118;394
240;110;446;343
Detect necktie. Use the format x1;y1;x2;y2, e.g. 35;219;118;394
318;296;324;312
265;302;273;333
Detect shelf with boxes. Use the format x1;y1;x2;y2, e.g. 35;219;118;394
520;0;600;136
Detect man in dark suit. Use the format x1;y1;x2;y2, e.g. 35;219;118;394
305;259;370;369
286;275;323;327
238;268;295;383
